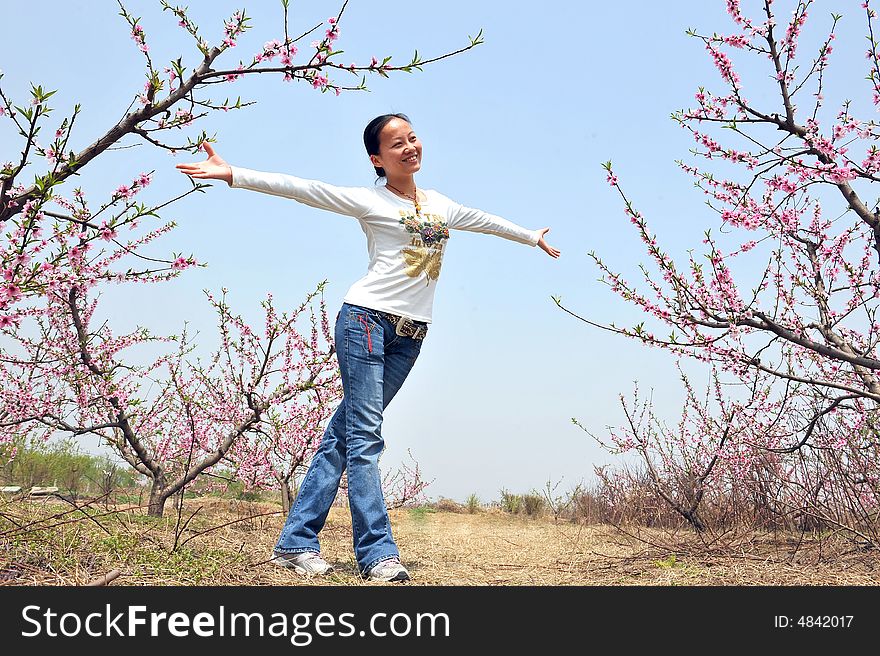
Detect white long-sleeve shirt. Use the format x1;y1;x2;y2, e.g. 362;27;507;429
230;166;540;323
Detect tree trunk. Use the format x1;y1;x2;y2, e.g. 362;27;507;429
281;476;297;515
682;508;707;533
147;473;168;517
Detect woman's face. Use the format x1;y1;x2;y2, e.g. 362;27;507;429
371;118;422;179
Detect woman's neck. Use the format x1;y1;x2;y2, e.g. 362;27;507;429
385;174;416;196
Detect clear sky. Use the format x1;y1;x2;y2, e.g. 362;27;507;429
1;1;872;502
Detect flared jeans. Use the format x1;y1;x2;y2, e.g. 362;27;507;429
274;302;424;574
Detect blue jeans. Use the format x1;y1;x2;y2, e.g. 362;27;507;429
274;302;425;574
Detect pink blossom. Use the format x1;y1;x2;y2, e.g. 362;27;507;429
131;24;149;53
727;0;744;24
225;64;245;82
863;147;880;172
174;109;194;127
2;284;22;303
263;39;282;60
706;42;742;90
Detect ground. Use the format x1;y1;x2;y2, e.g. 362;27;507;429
2;497;878;585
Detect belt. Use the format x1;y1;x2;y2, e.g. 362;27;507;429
378;311;429;340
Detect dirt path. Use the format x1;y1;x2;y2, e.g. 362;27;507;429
3;499;879;585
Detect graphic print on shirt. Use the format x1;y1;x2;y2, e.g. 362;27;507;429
398;211;449;285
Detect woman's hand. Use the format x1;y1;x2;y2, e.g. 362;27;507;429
175;142;233;185
536;228;561;259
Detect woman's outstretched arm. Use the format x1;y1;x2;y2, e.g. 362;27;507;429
176;143;375;219
443;195;561;259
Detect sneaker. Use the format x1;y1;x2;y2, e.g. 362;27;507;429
273;551;333;576
365;557;410;582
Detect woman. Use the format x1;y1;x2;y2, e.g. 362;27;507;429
176;114;560;582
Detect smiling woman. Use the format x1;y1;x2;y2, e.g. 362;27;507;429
363;113;422;180
175;112;560;583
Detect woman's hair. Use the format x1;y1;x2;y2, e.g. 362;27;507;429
363;113;411;179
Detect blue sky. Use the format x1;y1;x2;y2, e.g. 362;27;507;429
1;1;872;502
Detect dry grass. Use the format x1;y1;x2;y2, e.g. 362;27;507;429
2;496;879;586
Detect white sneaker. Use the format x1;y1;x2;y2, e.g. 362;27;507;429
273;551;333;576
365;557;410;582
